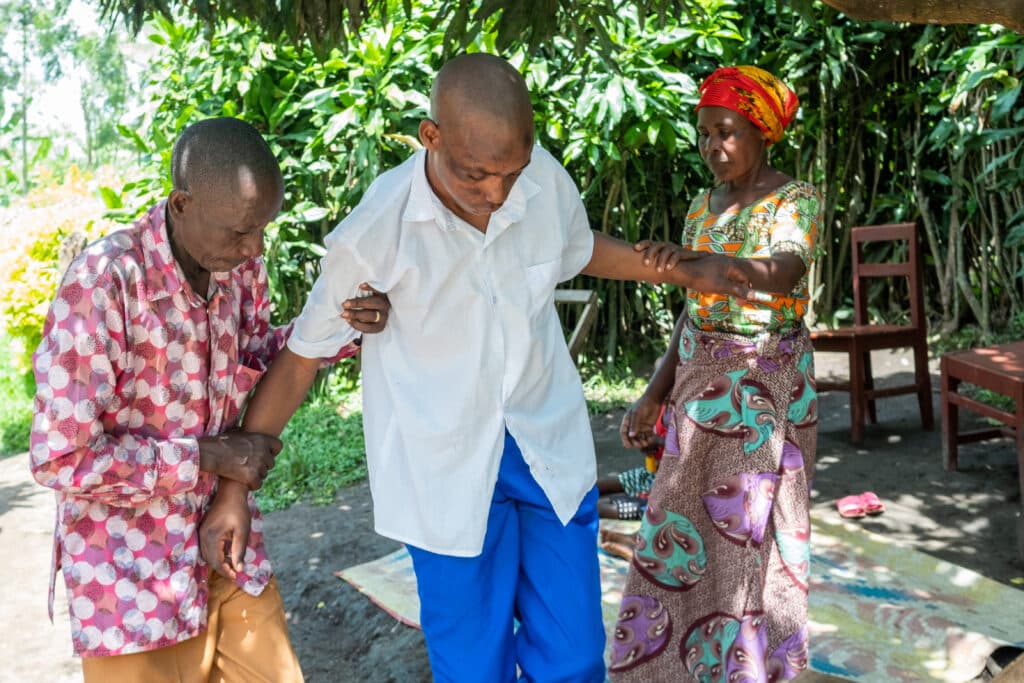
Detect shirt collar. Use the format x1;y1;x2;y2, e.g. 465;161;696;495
141;200;232;302
403;150;436;224
402;148;542;234
141;200;187;302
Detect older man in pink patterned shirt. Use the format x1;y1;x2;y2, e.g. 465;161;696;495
30;118;389;682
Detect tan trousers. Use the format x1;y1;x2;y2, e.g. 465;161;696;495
82;573;304;683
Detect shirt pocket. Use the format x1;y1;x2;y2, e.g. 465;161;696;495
524;258;562;311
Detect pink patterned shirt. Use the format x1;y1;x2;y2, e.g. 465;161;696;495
30;201;356;657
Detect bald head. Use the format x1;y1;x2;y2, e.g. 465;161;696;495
419;54;536;228
171;117;283;201
430;53;534;143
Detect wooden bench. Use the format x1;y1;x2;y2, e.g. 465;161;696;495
554;289;599;364
940;341;1024;559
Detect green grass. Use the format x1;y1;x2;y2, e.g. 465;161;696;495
255;390;367;512
0;334;33;456
581;366;647;415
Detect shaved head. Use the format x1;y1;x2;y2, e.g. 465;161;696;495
430;53;534;145
171;117;283;201
419;54;535;230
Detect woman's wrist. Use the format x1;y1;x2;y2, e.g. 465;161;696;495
668;257;700;289
640;385;669;407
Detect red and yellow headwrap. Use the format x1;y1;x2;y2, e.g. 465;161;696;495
696;66;799;145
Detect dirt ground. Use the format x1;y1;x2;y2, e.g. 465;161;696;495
2;348;1022;682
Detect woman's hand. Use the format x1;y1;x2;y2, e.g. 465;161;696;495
634;240;705;274
672;253;761;299
620;392;666;450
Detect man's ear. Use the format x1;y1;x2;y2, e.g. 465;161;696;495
168;189;192;218
418;119;440;150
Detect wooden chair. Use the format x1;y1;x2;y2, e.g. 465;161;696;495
554;289;599;364
810;222;934;444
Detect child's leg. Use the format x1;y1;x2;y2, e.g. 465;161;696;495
599;528;638;561
499;434;606;683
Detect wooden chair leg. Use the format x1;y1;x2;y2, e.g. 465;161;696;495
1018;509;1024;564
915;341;934;430
863;350;877;424
1016;387;1024;499
849;347;865;445
941;363;959;471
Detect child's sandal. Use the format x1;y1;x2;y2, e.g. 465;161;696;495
860;491;885;515
610;494;643;520
836;494;866;519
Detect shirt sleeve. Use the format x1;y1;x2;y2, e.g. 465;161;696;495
29;267;202;507
559;200;595;281
769;183;821;268
557;173;596;281
287;239;371;359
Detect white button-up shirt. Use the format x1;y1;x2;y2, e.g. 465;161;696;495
288;146;597;556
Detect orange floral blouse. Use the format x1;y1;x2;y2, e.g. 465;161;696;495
682;180;821;336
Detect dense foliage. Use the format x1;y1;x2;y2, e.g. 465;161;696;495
95;0;1024;51
104;1;1022;372
0;167;122;454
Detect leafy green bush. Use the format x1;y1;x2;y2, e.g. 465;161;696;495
113;14;440;329
0;334;33;456
0;167;125;456
0;166;121;373
581;366;648;415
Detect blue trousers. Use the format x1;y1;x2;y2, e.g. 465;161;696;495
407;432;605;683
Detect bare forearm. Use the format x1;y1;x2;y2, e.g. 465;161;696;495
216;478;249;499
643;312;686;403
241;346;320;437
734;253;806;294
582;232;693;283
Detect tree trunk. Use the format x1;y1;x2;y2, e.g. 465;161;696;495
20;8;29;196
81;93;94;168
820;0;1024;33
950;153;989;339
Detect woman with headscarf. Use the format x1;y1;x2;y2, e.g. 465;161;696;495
608;66;821;681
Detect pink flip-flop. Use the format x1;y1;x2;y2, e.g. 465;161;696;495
860;491;885;515
836;494;866;519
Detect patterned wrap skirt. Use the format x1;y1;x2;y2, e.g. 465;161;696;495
608;320;818;682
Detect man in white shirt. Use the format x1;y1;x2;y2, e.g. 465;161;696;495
200;53;753;682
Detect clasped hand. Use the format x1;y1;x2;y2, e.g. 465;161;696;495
635;240;758;299
620;392;664;451
196;433;275;578
200;479;251;580
198;431;282;489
